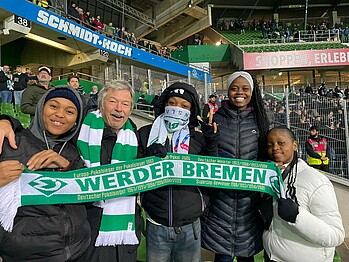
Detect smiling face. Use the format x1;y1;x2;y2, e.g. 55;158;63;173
228;76;252;110
267;129;298;164
43;98;78;139
102;89;132;131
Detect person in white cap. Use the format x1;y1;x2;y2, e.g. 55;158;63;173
201;71;270;262
21;66;53;119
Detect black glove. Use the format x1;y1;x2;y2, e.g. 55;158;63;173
145;143;167;158
278;198;299;223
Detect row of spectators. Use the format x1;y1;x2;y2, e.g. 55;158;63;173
216;17;349;43
264;89;347;134
66;2;174;58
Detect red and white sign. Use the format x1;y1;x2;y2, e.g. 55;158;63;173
243;48;349;70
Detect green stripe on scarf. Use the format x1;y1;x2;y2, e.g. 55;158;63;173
77;110;138;246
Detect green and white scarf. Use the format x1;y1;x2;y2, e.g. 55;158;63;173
77;110;139;246
148;106;190;153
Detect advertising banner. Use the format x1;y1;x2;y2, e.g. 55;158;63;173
244;48;349;70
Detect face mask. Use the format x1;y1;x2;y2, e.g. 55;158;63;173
163;106;190;132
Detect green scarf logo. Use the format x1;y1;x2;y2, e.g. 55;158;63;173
29;176;67;196
269;176;281;195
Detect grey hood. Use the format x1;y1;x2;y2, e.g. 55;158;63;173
30;85;84;147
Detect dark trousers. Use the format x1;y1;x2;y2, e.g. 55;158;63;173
214;254;255;262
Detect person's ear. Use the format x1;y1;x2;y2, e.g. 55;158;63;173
293;141;298;151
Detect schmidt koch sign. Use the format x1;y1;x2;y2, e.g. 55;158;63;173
244;48;349;70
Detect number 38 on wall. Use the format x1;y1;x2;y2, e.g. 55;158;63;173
14;15;31;28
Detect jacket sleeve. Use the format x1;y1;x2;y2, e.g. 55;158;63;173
326;143;331;158
137;125;150;159
202;104;209;123
305;140;321;159
0;71;7;83
291;183;345;247
20;87;37;116
0;114;24;131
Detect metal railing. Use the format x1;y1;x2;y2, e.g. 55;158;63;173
233;29;341;46
264;89;349;179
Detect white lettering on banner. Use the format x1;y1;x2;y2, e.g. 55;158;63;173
37;10;132;57
314;52;349;64
255;53;308;68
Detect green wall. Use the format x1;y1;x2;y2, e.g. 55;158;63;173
171;44;231;63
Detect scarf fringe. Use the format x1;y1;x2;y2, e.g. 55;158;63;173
95;231;139;246
0;180;20;232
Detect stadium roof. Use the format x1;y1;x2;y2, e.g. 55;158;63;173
208;0;349;9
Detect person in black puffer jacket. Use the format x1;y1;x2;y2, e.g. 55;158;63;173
138;82;218;262
201;71;270;262
0;86;90;262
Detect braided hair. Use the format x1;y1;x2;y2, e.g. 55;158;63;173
250;77;270;161
267;126;299;204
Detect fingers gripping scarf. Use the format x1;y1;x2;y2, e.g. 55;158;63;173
77;110;139;246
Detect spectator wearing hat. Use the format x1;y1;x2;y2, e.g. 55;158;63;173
201;71;269;262
21;66;53;119
0;85;90;261
202;94;218;124
305;125;331;172
138;82;218;262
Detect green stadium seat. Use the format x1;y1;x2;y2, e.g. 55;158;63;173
17;115;31;128
1;103;15;117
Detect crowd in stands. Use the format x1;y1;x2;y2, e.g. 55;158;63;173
65;1;173;58
0;65;36;106
264;82;347;132
263;82;349;176
26;0;175;58
216;17;349;44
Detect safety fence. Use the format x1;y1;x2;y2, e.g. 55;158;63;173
264;89;349;179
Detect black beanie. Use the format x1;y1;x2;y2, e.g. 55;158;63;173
45;87;81;112
165;87;194;105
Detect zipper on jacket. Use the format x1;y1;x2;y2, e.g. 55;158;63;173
236;113;241;159
168;136;173;227
169;186;173;227
62;206;72;261
197;187;205;212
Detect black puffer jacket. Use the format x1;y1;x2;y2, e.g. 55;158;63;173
138;82;218;227
201;101;264;257
138;124;216;227
0;86;90;262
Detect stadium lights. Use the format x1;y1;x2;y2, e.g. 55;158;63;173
25;33;78;54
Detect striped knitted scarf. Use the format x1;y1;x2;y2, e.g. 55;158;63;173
77;110;139;246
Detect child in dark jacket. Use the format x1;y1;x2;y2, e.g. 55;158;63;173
0;86;90;261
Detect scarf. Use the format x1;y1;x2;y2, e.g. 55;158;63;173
77;110;139;246
147;106;190;153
